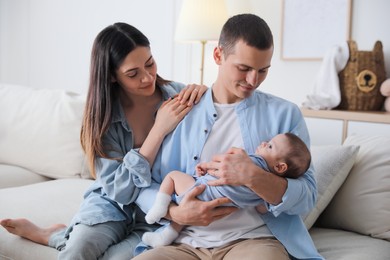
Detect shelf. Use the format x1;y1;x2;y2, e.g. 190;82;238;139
301;108;390;142
301;108;390;124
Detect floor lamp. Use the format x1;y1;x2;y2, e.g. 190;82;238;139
175;0;228;85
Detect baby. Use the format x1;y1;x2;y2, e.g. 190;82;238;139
143;132;311;247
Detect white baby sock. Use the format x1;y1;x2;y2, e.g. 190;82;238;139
145;192;172;224
142;224;179;248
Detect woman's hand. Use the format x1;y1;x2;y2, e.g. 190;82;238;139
153;84;207;137
140;97;191;166
153;97;191;136
177;84;208;106
168;185;237;226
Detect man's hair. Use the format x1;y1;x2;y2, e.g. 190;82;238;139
218;13;274;57
283;133;311;179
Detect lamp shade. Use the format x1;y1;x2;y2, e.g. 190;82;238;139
175;0;229;42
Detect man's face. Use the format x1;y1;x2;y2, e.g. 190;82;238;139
214;40;273;103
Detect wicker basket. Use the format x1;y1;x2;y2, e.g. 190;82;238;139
337;40;386;111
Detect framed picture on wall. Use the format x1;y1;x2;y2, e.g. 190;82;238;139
281;0;352;60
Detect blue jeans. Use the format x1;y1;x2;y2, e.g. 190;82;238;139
49;221;151;260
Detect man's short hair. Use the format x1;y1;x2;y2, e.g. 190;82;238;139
218;13;274;57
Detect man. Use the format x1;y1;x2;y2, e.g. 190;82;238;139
135;14;323;260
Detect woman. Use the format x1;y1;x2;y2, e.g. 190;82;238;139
0;22;206;259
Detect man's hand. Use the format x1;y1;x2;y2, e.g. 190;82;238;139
168;184;237;226
200;147;286;204
199;147;255;187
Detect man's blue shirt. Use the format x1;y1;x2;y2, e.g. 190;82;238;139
137;87;323;259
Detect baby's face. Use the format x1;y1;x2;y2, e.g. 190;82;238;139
256;134;288;163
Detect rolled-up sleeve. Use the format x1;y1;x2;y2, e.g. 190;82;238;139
268;165;317;217
123;150;152;187
97;149;151;205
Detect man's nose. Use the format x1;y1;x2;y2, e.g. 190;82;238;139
246;70;258;86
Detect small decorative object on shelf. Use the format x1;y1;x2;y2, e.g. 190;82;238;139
380;78;390;112
337;41;386;111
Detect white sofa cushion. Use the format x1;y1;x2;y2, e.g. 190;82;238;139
0;179;94;259
310;227;390;260
318;135;390;241
303;144;359;229
0;164;52;188
0;83;90;179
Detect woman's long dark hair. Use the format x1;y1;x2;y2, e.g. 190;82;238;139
80;23;169;178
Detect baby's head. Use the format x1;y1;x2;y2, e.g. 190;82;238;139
256;133;311;178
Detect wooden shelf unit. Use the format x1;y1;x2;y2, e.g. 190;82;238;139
301;108;390;142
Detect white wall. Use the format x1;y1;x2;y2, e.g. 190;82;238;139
175;0;390;106
1;0;389;107
0;0;178;94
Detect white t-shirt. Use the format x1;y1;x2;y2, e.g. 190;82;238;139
176;102;272;248
200;102;244;163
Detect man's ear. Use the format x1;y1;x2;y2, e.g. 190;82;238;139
273;162;287;175
213;46;223;65
111;76;116;83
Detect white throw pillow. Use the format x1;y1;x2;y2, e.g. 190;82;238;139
0;83;90;179
317;135;390;241
303;144;359;229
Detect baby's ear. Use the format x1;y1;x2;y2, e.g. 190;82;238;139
273;162;287;175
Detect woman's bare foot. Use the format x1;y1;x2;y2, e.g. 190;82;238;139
0;218;66;245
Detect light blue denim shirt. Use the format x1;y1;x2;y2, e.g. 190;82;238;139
136;87;323;259
66;82;185;232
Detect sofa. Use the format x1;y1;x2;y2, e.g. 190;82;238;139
1;83;390;260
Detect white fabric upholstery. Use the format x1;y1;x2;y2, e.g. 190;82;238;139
318;135;390;241
303;144;359;229
310;227;390;260
0;179;93;260
0;83;90;179
0;164;52;189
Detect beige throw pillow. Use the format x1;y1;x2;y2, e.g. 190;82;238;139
0;83;90;179
317;135;390;241
303;144;359;229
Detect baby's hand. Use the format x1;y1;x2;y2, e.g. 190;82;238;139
255;203;268;214
195;163;207;176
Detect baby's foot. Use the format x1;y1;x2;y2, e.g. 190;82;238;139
0;218;66;245
142;225;178;247
145;206;168;224
145;193;171;224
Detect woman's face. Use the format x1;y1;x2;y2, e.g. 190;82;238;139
114;46;157;97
